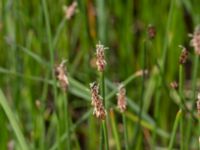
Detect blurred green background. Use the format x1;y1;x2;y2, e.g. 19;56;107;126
1;0;200;149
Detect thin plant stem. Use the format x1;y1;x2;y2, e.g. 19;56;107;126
100;71;109;150
185;55;199;148
41;0;60;148
134;40;146;148
151;0;174;148
100;125;104;150
110;110;121;150
63;92;71;150
168;109;182;150
179;64;184;150
102;120;109;150
151;78;161;149
123;113;129;150
0;90;29;150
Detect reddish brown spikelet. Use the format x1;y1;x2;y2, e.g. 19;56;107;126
197;93;200;115
96;42;107;72
147;25;156;39
190;26;200;55
90;82;106;120
179;46;189;64
170;81;178;89
117;84;127;113
55;60;69;91
63;1;78;20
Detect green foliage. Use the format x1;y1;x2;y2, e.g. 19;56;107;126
0;0;200;149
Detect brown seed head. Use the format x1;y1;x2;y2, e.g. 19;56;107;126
190;26;200;55
197;93;200;115
179;45;189;64
147;25;156;39
96;42;107;72
55;60;69;91
117;84;127;113
170;81;178;89
90;82;106;120
63;1;78;20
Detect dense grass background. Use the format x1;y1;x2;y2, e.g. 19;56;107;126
1;0;200;149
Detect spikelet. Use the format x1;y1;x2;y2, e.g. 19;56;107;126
117;84;127;113
55;60;69;91
63;1;78;20
96;42;107;72
90;82;106;120
147;24;156;39
179;45;189;64
197;93;200;116
190;26;200;55
170;81;178;89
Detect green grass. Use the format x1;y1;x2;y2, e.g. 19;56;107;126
1;0;200;149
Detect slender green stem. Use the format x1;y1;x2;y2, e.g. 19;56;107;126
41;0;60;149
100;125;104;150
52;18;66;50
110;110;121;150
63;92;71;150
100;71;109;150
192;56;199;105
161;0;174;68
0;90;29;150
168;109;182;150
123;113;129;150
152;0;174;148
179;64;184;150
198;117;200;150
151;77;161;149
102;121;109;150
134;40;146;148
101;72;106;107
185;55;199;148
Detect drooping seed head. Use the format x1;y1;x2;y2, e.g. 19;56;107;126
117;84;127;113
96;42;107;72
55;60;69;91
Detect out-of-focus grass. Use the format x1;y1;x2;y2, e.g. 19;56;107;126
1;0;200;149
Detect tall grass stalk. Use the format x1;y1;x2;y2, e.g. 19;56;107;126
110;110;120;150
41;0;60;148
0;90;29;150
185;55;199;148
168;109;182;150
152;0;174;147
123;113;129;150
100;72;109;150
178;64;185;150
63;92;71;150
134;40;146;148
